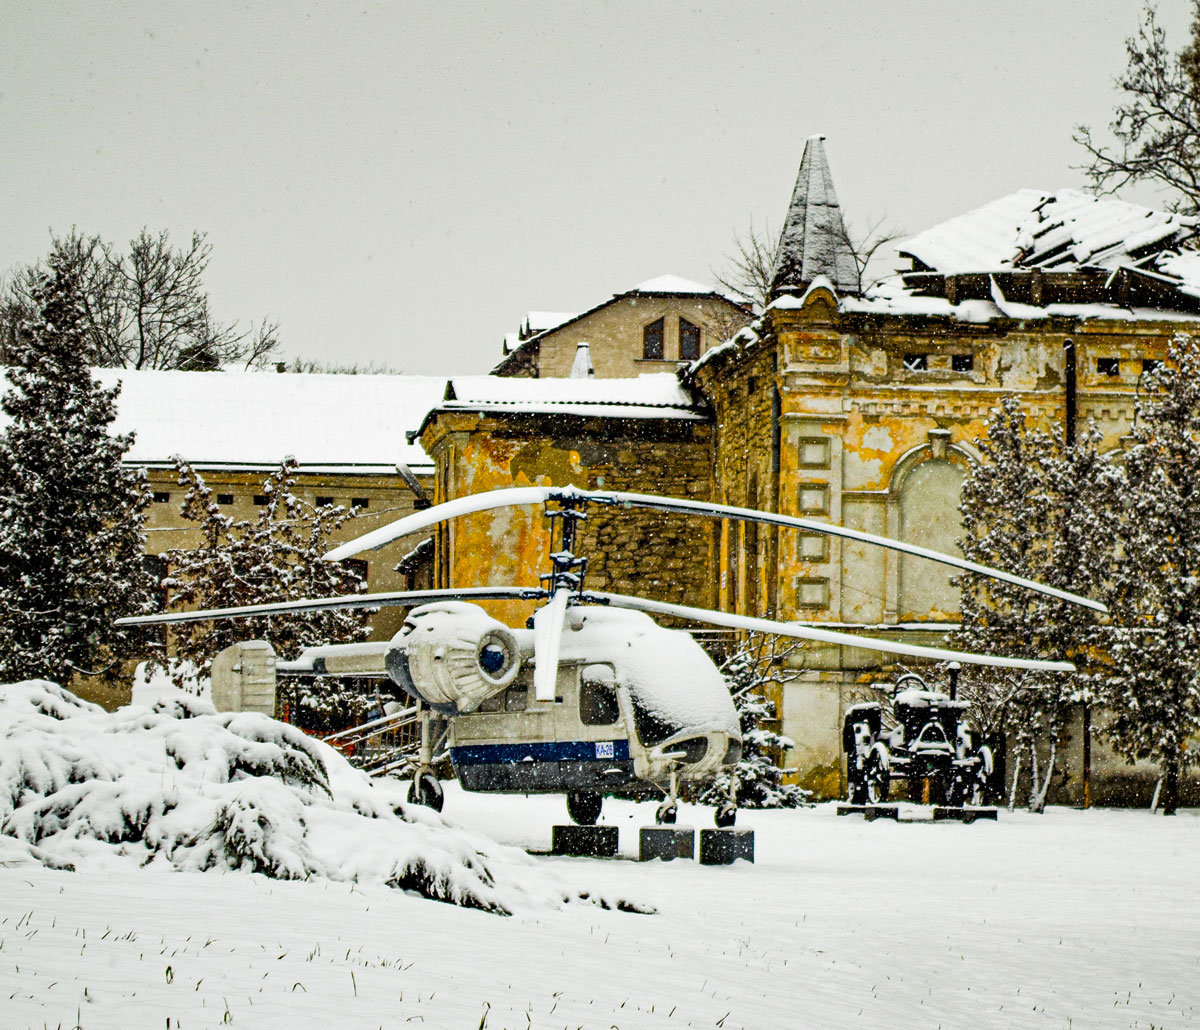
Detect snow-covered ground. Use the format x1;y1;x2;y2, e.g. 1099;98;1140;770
5;781;1199;1029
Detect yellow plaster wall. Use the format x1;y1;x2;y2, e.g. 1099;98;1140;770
420;412;714;630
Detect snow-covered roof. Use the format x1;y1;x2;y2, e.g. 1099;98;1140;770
418;373;706;432
828;188;1200;323
630;274;723;295
523;311;578;335
54;369;447;474
899;188;1199;274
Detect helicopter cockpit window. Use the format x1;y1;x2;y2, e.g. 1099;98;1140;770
632;702;678;747
580;665;619;726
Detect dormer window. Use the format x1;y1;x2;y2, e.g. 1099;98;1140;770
679;318;701;361
643;318;664;360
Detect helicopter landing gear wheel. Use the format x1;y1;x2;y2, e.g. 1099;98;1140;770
864;749;890;805
714;803;737;828
408;771;444;812
566;791;602;826
655;800;678;825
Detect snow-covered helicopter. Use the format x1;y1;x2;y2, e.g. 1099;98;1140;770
116;485;1105;827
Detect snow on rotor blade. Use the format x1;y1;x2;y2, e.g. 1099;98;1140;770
323;486;553;561
113;586;549;627
532;587;570;701
587;591;1076;673
566;489;1107;615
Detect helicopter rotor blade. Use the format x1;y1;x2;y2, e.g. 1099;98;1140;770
323;486;553;561
324;485;1105;614
570;489;1107;615
532;586;570;702
585;591;1076;673
113;586;550;628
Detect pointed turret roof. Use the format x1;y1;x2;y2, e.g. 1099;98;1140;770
769;136;859;298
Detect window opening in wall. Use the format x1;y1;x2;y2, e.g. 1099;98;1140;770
351;497;370;509
216;493;233;506
643;318;664;359
952;353;974;372
316;495;334;506
903;353;928;371
253;494;268;506
1097;357;1120;377
796;577;830;609
679;318;701;361
1142;358;1161;373
153;491;170;503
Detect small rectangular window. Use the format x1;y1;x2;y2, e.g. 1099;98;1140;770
153;491;171;503
797;438;830;468
351;497;370;509
504;686;528;713
1142;358;1161;373
797;484;829;514
952;353;974;372
903;353;928;371
253;493;269;506
580;675;620;726
796;578;830;608
216;493;234;506
679;318;701;361
643;318;664;360
798;533;828;561
315;495;334;507
1097;357;1120;377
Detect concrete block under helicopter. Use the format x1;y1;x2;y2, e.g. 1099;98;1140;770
117;485;1105;828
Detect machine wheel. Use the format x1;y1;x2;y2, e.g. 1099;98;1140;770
714;803;737;828
566;791;602;826
847;758;869;805
655;800;678;825
949;745;993;807
864;749;890;805
408;771;445;812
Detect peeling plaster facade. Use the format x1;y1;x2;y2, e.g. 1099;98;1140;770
691;285;1188;800
417;410;715;631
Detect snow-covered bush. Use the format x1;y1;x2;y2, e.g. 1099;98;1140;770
0;680;642;915
698;636;811;809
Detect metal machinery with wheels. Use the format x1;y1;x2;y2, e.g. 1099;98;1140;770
844;665;993;807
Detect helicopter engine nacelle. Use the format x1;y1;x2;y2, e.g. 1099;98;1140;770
387;601;521;714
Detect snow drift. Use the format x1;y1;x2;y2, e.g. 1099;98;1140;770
0;680;646;916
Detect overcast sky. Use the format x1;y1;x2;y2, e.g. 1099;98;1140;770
2;1;1193;375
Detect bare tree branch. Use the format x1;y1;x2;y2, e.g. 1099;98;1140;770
1074;1;1200;213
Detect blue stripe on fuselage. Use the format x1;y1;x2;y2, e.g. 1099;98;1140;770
450;739;630;765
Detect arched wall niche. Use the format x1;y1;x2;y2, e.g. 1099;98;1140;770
884;433;978;622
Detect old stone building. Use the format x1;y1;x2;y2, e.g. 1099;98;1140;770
493;275;750;378
425;137;1200;802
411;374;715;631
688;137;1200;799
82;369;445;705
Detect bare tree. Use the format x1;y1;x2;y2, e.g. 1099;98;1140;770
2;229;280;370
1074;2;1200;212
713;220;779;312
813;215;905;296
